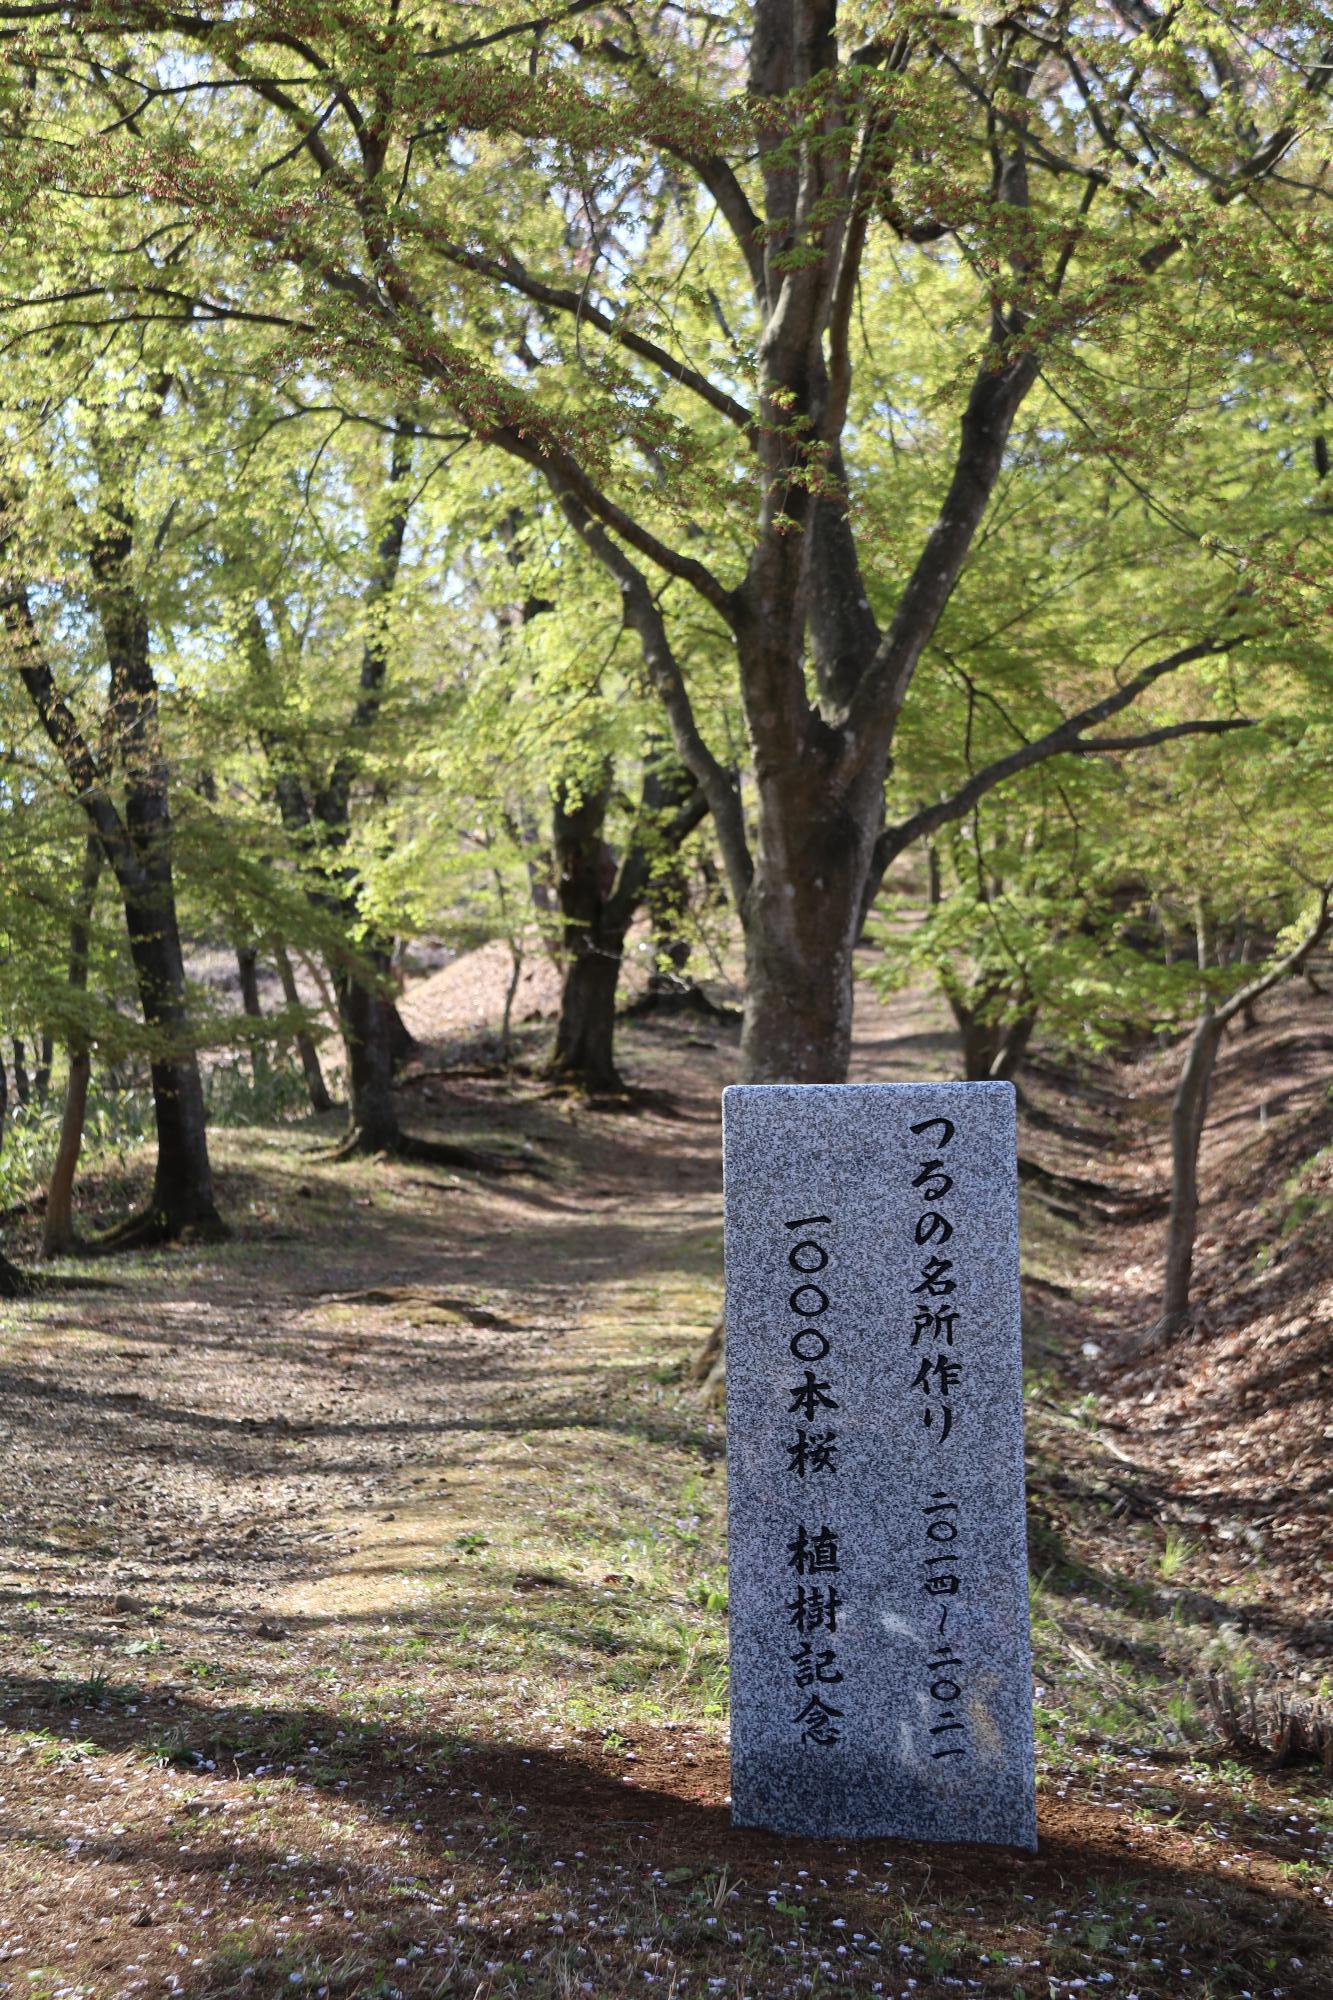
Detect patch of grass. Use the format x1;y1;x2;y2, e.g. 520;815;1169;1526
146;1722;204;1769
183;1656;229;1684
11;1727;103;1765
1159;1527;1196;1580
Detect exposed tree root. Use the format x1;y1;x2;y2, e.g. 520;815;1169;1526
539;1070;695;1120
329;1126;398;1163
623;984;741;1024
0;1251;29;1298
397;1131;539;1175
1204;1670;1333;1776
1018;1153;1170;1222
1134;1304;1214;1354
401;1064;512;1084
605;1083;693;1119
689;1311;726;1407
91;1205;231;1252
331;1126;541;1176
542;1058;627;1099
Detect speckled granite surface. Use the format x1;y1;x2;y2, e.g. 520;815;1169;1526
722;1082;1035;1849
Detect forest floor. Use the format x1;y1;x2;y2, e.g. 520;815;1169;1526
0;970;1328;2000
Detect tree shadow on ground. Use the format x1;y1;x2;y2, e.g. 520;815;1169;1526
1025;1505;1328;1657
1;1674;1327;2000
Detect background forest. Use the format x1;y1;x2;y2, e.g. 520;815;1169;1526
0;4;1330;1999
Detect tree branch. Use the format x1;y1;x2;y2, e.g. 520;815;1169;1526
1213;880;1333;1030
0;574;144;895
496;422;738;624
432;0;604;60
842;364;1041;766
864;637;1243;910
425;238;756;440
566;31;767;304
841;34;1042;761
234;72;344;177
682;155;768;306
313;420;415;834
555;488;753;912
1077;717;1253;752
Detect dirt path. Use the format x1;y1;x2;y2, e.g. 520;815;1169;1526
0;989;1328;1999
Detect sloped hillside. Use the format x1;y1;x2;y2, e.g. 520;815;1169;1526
1015;976;1331;1760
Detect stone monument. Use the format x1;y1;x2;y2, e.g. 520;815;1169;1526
722;1081;1035;1848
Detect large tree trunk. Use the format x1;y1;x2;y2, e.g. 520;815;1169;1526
385;995;418;1073
253;422;417;1154
960;1014;1004;1083
4;468;226;1245
546;746;713;1086
941;978;994;1083
646;909;693;1000
552;940;626;1094
42;833;100;1258
122;901;224;1239
741;889;858;1083
548;767;626;1092
91;477;224;1246
333;961;400;1152
738;768;879;1083
1161;1009;1223;1329
991;1009;1037;1084
641;756;699;1004
633;792;725;1018
274;943;332;1112
944;978;1038;1083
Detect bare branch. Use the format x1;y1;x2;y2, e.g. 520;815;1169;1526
430;0;605;60
0;575;144;894
494;421;738;624
864;637;1244;910
1077;717;1252;752
1214;880;1333;1028
240;72;343;177
427;238;756;440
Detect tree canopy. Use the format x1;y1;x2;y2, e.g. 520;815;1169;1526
0;1;1328;1274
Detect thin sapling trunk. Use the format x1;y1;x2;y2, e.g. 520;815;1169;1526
1158;884;1332;1333
1161;1009;1223;1329
42;833;101;1258
236;945;269;1083
274;943;332;1113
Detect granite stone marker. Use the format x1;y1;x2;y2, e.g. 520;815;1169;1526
722;1081;1035;1848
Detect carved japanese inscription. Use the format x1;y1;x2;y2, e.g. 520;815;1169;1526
722;1082;1035;1848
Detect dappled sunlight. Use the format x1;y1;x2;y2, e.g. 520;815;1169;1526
0;993;1329;1996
